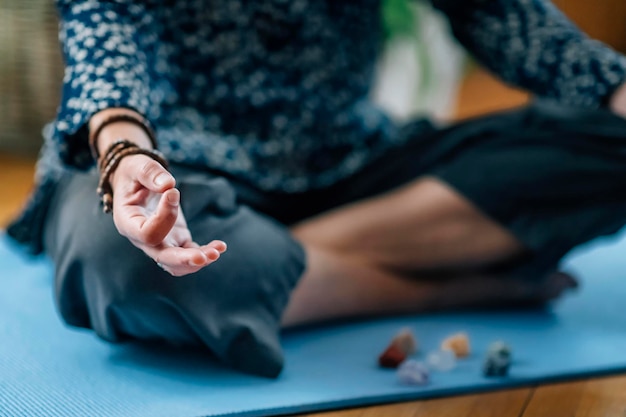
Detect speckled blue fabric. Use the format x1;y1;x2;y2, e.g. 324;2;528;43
8;0;626;252
52;0;393;191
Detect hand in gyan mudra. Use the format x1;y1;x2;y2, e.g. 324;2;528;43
109;154;227;276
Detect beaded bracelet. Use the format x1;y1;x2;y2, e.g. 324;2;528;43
97;139;137;172
89;113;158;161
97;140;169;214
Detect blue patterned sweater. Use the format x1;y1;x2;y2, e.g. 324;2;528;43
8;0;626;252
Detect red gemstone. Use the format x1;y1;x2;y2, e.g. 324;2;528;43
378;344;407;368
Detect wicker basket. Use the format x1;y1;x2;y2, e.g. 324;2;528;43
0;0;63;156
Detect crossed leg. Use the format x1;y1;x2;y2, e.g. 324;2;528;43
283;177;577;327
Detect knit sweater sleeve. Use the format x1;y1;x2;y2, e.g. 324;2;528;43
431;0;626;108
54;0;159;169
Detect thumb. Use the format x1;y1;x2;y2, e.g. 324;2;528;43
131;157;175;193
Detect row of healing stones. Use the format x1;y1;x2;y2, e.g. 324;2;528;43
377;329;512;386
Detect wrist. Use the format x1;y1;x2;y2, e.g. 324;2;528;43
97;125;154;155
97;141;169;213
89;108;155;157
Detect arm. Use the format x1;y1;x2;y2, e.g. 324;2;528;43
56;0;225;275
55;0;156;167
610;83;626;118
431;0;626;110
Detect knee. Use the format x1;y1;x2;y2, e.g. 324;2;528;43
50;200;306;377
51;205;157;337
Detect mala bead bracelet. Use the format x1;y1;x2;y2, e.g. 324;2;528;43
97;139;137;172
89;113;158;161
89;113;165;214
96;139;169;214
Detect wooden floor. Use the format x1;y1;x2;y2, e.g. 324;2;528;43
0;153;35;227
2;69;626;416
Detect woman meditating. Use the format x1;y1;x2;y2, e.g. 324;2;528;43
9;0;626;377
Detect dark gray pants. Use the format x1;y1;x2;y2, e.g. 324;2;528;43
44;171;306;378
43;101;626;377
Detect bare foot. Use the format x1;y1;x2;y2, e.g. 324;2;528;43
435;270;579;311
537;271;578;298
282;245;579;328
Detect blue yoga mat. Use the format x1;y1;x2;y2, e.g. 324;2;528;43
2;230;626;417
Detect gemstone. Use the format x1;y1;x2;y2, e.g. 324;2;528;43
426;348;456;372
378;327;417;368
378;344;407;368
441;332;470;358
391;327;418;356
397;360;430;386
483;341;512;377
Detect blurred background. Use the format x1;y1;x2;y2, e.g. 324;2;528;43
0;0;625;225
1;0;62;156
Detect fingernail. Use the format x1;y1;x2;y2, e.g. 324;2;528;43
166;192;179;206
154;173;170;186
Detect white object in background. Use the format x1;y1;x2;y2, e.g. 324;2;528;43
372;2;466;123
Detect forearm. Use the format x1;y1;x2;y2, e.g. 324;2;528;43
55;0;156;169
432;0;626;108
89;108;154;157
610;83;626;118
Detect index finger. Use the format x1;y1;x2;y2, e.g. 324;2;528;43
115;188;180;246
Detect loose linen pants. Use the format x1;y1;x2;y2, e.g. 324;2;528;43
44;101;626;377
